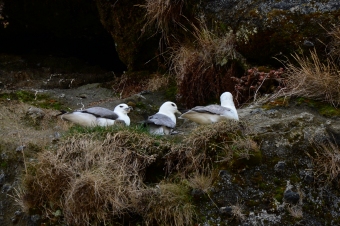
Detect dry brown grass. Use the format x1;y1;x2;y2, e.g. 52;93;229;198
169;21;244;107
166;120;242;174
328;24;340;63
21;130;172;225
218;136;259;163
140;0;185;46
187;167;216;193
140;182;196;226
145;73;169;91
281;49;340;107
308;139;340;183
287;205;303;218
231;200;246;221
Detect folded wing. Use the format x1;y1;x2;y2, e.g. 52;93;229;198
146;113;176;128
190;105;232;115
80;107;119;120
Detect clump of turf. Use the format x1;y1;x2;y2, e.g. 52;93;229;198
20;126;171;225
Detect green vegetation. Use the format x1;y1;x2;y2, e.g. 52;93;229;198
0;90;64;110
296;97;340;117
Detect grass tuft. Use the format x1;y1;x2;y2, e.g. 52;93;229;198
281;49;340;107
141;182;196;226
166;120;243;174
308;139;340;184
140;0;185;46
169;21;245;107
328;24;340;64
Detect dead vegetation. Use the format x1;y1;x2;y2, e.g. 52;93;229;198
20;130;171;225
140;0;248;108
140;182;196;226
218;136;259;163
145;73;170;91
280;49;340;107
17;119;254;225
327;24;340;64
287;204;303;219
187;167;216;194
277;24;340;107
110;72;171;98
140;0;185;46
165;120;247;174
308;139;340;184
169;21;244;107
231;200;246;222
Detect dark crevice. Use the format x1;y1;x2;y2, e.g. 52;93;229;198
0;0;127;73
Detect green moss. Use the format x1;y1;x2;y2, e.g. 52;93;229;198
274;186;285;202
273;177;281;185
0;90;64;110
262;97;289;110
0;161;8;168
231;149;262;170
296;97;340;117
165;82;178;101
289;174;300;184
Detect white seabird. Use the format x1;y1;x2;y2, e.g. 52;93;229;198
179;92;239;124
146;101;182;135
60;103;132;127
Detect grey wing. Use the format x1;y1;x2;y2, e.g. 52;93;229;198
146;113;175;128
191;105;231;115
81;107;119;120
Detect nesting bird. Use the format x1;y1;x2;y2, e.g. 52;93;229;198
145;101;182;135
179;92;239;124
60;103;132;127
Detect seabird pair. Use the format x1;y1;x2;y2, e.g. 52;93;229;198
146;91;239;135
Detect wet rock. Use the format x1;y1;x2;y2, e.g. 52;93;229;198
2;183;12;193
51;132;61;143
77;93;88;99
27;107;45;119
30;214;41;225
284;189;300;204
11;215;19;224
191;188;204;197
218;170;229;177
16;145;25;152
219;206;233;215
274;161;286;172
303;40;314;47
300;170;314;184
0;171;5;185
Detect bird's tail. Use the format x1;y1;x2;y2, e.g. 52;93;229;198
55;110;68;117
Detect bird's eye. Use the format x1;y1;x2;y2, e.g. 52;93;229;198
171;103;175;107
120;105;123;108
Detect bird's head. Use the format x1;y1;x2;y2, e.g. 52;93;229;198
115;104;133;114
159;101;182;115
220;92;235;107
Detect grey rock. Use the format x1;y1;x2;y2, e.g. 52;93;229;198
219;206;233;215
27;107;45;119
284;189;300;204
16;145;25;152
274;161;286;172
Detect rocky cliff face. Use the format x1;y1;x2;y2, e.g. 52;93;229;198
2;0;339;71
94;0;340;70
202;0;340;65
1;82;340;225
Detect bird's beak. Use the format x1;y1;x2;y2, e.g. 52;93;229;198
126;106;133;112
175;110;182;115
